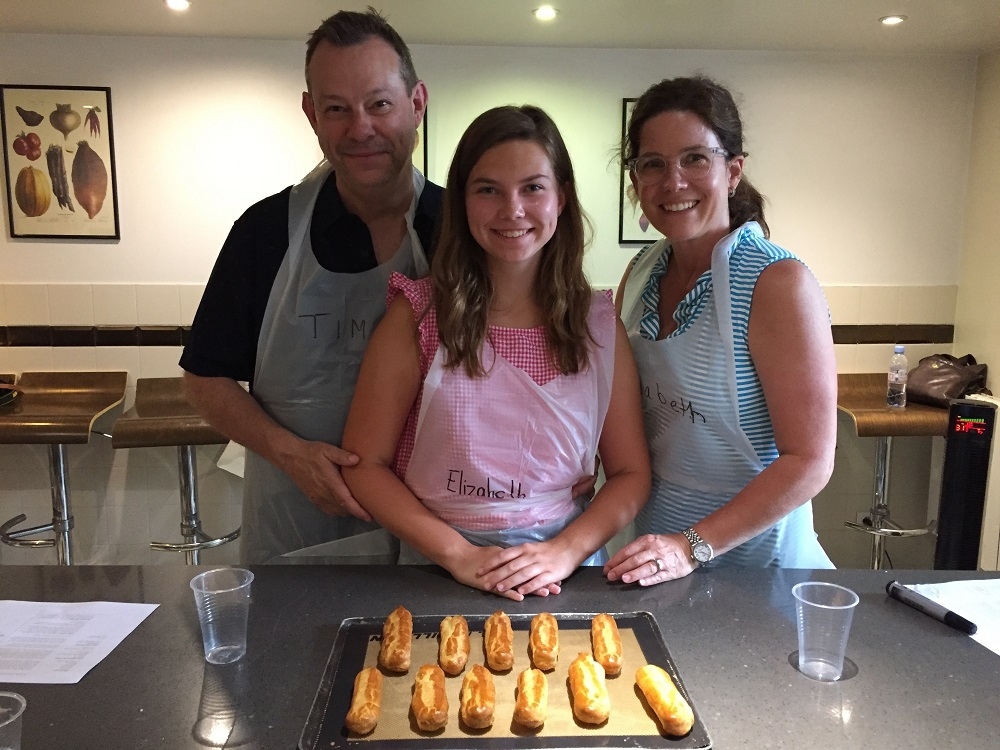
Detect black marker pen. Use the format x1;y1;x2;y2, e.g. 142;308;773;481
886;580;978;635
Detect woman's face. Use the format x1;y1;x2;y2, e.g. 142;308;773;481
631;110;744;252
465;139;565;272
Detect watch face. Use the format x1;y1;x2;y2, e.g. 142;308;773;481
693;543;712;563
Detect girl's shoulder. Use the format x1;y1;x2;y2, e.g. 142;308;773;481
387;273;433;318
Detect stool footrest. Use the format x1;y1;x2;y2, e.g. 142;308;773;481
0;514;57;548
151;526;240;553
844;520;931;538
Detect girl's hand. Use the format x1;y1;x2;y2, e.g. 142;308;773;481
603;533;695;585
475;541;576;598
446;545;531;602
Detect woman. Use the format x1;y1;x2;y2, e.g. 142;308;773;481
604;76;836;585
343;105;650;601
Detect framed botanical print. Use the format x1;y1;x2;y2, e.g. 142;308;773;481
1;84;120;239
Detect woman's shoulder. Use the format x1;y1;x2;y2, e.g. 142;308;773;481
732;223;798;264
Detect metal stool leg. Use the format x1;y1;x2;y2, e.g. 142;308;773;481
845;435;931;569
50;444;74;565
868;436;891;569
151;445;240;563
0;443;74;565
179;445;201;565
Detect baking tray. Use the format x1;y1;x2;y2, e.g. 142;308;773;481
299;611;711;749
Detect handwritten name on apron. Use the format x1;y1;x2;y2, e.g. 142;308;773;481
641;380;707;424
297;312;376;341
446;470;528;499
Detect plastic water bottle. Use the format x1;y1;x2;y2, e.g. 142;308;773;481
886;344;908;408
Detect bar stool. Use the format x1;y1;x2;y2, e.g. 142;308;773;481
837;373;949;569
1;371;128;564
111;377;240;564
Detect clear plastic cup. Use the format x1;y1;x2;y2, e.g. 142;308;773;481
792;581;859;681
0;692;26;750
190;568;254;664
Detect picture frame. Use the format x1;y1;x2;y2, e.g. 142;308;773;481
619;97;664;246
1;84;120;239
412;107;428;177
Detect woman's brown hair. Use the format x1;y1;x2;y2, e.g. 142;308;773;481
622;75;769;237
432;105;593;378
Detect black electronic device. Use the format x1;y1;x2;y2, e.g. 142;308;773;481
934;398;997;569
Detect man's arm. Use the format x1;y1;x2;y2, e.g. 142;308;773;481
183;373;370;521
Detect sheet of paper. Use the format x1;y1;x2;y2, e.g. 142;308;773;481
907;579;1000;657
0;600;158;684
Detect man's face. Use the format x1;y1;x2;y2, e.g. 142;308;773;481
302;38;426;195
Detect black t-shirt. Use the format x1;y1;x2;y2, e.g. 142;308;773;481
179;173;443;387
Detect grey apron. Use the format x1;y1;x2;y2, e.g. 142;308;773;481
241;161;429;563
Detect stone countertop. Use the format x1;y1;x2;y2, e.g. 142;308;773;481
1;565;997;749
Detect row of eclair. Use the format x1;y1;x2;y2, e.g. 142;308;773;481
345;606;694;736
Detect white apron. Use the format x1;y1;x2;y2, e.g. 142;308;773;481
399;293;616;566
621;226;833;568
241;162;429;564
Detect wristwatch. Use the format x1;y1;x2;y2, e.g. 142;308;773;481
682;527;714;566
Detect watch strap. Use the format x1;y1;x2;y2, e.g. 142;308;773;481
682;527;712;565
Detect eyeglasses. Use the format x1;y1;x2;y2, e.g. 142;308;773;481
627;147;731;185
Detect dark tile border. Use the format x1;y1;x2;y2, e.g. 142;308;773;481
831;324;954;346
0;323;953;348
0;325;191;347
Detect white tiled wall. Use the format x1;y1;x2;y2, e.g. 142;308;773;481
824;284;958;376
0;283;959;568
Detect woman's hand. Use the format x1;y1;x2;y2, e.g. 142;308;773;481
603;533;695;585
474;541;577;599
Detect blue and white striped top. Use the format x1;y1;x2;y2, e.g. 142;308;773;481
620;222;832;568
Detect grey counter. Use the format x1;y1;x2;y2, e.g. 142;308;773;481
1;565;997;748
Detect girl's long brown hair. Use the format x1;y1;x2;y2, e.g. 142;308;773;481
432;105;593;378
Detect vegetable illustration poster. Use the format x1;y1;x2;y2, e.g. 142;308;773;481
1;85;120;239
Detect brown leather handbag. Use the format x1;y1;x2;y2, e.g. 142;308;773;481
907;353;990;408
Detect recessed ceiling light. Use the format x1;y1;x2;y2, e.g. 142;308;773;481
879;15;907;26
165;0;191;11
534;5;558;22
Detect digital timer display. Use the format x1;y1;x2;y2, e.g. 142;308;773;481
953;417;988;435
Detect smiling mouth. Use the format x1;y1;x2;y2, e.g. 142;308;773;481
494;229;531;238
664;201;698;212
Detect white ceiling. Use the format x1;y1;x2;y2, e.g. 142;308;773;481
4;1;1000;55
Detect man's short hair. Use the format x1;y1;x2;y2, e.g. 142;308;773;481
305;6;418;92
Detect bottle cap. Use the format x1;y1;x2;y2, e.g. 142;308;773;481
894;345;905;353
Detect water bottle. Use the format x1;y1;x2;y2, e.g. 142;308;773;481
886;344;908;408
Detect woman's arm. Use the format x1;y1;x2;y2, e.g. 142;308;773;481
342;297;528;600
606;258;836;583
479;319;651;596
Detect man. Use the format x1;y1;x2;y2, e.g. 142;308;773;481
180;8;442;563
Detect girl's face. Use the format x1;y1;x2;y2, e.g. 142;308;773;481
465;139;565;272
631;110;744;252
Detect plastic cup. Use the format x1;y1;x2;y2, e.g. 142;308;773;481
792;581;859;681
0;692;26;750
190;568;254;664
